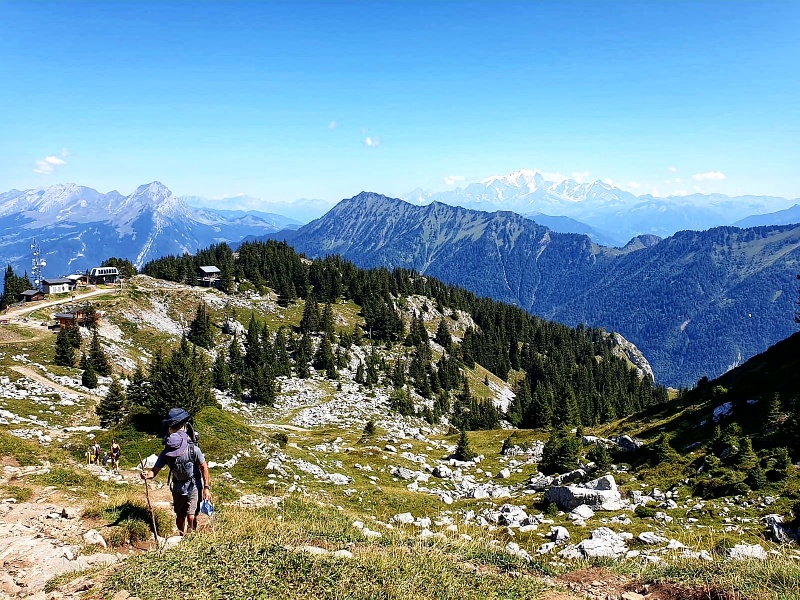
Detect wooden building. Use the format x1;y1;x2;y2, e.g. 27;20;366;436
198;265;221;287
19;289;45;302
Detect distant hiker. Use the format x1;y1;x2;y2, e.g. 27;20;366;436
110;440;121;470
93;442;101;464
140;407;212;534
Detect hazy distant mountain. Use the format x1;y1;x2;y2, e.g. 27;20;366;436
181;194;333;223
0;182;289;277
522;212;618;246
280;192;800;387
734;204;800;228
404;170;798;245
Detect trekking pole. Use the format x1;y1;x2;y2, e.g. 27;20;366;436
138;452;161;550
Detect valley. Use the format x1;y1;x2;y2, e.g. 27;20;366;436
0;250;798;599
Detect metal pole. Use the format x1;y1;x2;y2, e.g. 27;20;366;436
138;452;161;550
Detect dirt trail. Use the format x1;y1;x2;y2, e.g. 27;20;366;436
10;365;98;401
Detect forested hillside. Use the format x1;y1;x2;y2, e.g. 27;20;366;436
267;192;800;386
143;239;667;428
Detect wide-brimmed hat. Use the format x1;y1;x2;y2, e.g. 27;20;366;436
164;431;189;457
162;407;190;429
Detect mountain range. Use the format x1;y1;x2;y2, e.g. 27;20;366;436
269;192;800;387
404;169;799;245
0;182;295;277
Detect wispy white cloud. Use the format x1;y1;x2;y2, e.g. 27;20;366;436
328;120;338;130
692;171;726;181
572;171;590;183
364;136;381;147
443;175;465;186
541;171;566;182
672;189;689;196
668;166;677;173
33;151;68;175
603;177;614;186
625;181;641;190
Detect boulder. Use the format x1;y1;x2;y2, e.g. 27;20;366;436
432;464;453;478
526;472;553;491
637;531;667;545
763;514;796;544
613;435;642;452
549;526;570;544
391;466;416;481
391;512;415;525
545;475;624;511
713;402;733;423
497;468;511;479
570;505;595;520
559;527;628;559
552;469;586;486
727;543;767;560
82;529;107;548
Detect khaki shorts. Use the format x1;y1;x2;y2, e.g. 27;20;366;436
172;486;199;518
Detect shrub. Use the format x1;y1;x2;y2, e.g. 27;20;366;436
634;504;657;518
587;442;612;471
270;432;288;448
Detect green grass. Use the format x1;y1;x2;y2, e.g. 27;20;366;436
103;498;549;600
0;484;33;502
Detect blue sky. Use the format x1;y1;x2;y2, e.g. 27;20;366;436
1;1;798;204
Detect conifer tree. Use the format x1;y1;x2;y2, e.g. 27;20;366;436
212;350;231;391
299;295;320;334
539;428;582;475
96;378;127;428
273;327;292;377
454;428;476;461
321;303;335;337
188;301;213;348
146;336;214;417
434;318;452;349
295;339;311;378
81;361;98;389
244;315;263;378
88;329;111;376
228;335;244;377
54;327;76;367
355;361;365;384
230;373;243;400
67;324;82;348
249;364;276;405
126;365;150;409
313;334;337;379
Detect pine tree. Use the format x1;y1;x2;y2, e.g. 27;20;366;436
434;318;452;349
313;334;338;379
249;364;276;405
82;362;98;389
96;378;127;428
88;329;111;376
295;335;311;378
126;365;150;409
212;350;231;391
539;428;582;475
146;336;214;418
355;361;365;384
454;428;476;461
321;303;335;337
299;295;320;334
188;301;213;348
273;328;292;377
228;335;244;377
736;437;759;472
54;327;76;367
67;324;82;348
587;442;613;472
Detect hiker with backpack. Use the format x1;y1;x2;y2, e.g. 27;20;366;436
140;407;212;535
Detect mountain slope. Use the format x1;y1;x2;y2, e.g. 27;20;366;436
734;204;800;228
0;182;290;276
278;193;800;386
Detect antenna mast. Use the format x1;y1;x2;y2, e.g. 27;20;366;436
30;238;46;291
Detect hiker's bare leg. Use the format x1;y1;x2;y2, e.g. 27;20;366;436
187;514;197;531
176;515;187;534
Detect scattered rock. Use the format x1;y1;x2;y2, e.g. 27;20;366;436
727;543;768;560
82;529;107;548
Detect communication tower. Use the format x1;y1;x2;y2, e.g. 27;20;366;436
30;239;46;290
